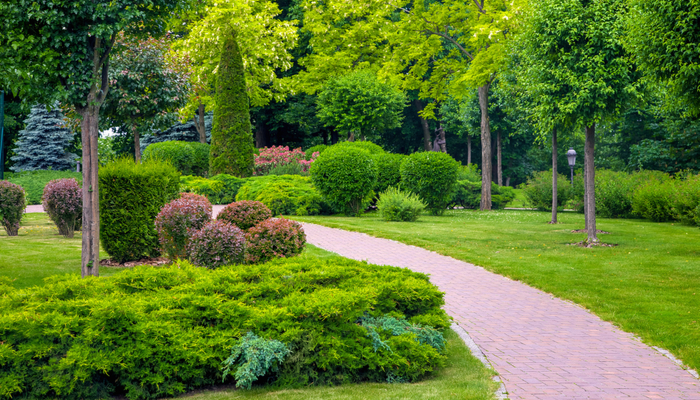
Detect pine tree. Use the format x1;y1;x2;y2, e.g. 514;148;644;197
209;29;254;177
10;105;77;172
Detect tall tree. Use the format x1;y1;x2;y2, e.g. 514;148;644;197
516;0;641;243
0;0;185;276
10;105;77;172
210;29;255;177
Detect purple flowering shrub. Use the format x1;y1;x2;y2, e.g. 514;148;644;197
245;218;306;264
42;178;82;238
180;192;213;213
217;200;272;230
0;181;26;236
155;198;212;260
187;220;246;269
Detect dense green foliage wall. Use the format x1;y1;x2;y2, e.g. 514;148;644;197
4;170;82;205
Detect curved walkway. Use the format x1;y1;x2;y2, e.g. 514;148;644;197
300;222;700;400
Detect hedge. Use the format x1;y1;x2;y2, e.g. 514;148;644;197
180;174;247;204
4;170;82;205
236;175;334;216
142;141;210;177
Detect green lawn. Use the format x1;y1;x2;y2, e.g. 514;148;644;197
291;209;700;373
505;188;528;208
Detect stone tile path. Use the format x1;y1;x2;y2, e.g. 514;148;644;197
300;222;700;400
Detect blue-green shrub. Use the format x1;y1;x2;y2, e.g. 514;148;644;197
376;187;425;222
373;153;406;194
143;141;210;177
236;175;334;216
222;332;291;389
400;152;459;215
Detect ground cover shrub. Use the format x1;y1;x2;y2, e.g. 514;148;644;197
4;170;82;205
222;332;291;389
373;153;406;194
99;158;180;262
0;181;26;236
244;218;306;264
180;174;247;204
376;187;425;222
143;141;210;177
400;152;459;215
155;198;212;260
330;141;385;154
187;220;246;268
0;257;449;398
42;178;82;238
310;147;377;216
217;200;272;230
450;181;514;209
236;175;333;216
522;170;573;211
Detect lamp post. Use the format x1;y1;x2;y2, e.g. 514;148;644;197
566;147;577;185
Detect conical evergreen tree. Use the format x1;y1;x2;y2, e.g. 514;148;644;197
10;105;77;172
209;29;254;177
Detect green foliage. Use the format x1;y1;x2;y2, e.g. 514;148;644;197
594;170;671;218
99;158;180;262
632;182;676;222
143;141;210;177
305;145;328;159
672;174;700;225
359;314;446;355
400;152;460;215
0;181;26;236
235;175;333;216
4;170;82;205
331;140;386;155
451;181;515;210
180;174;247;205
376;187;426;222
210;30;255;177
222;332;291;389
10;105;77;172
0;257;449;398
522;170;573;211
456;164;481;182
310;147;378;216
372;153;406;194
632;172;700;224
268;162;307;177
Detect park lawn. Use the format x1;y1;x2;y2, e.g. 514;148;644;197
182;328;497;400
291;209;700;373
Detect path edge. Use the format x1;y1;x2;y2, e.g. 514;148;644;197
451;323;508;400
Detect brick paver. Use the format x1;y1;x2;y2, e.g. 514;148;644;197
300;222;700;400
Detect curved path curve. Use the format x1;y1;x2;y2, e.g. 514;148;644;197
300;222;700;400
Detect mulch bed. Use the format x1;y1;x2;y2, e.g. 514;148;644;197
99;257;171;268
571;229;611;234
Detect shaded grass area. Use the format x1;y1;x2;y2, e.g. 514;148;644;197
292;210;700;372
181;329;496;400
505;188;528;208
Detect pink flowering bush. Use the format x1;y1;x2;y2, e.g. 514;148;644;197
217;200;272;230
42;178;82;238
245;218;306;264
180;192;213;213
155;198;212;260
254;146;319;175
187;220;246;269
0;181;26;236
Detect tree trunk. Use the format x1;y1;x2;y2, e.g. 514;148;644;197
133;126;141;163
583;131;588;230
497;131;502;186
331;128;338;144
255;120;269;148
551;127;558;224
467;134;471;164
414;99;432;151
585;124;597;243
79;106;100;277
194;102;207;143
478;83;492;211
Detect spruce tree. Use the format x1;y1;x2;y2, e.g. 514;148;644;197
10;105;77;172
209;29;255;177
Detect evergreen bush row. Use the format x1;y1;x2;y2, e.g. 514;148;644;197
142;140;210;177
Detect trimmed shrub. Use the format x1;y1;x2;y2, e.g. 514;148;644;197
450;181;515;210
143;141;210;177
187;220;246;268
0;258;448;398
373;153;406;194
235;175;333;216
305;144;327;159
400;152;460;215
522;170;573;211
0;181;26;236
671;173;700;225
4;170;82;205
217;200;272;230
377;187;426;222
179;192;213;213
268;162;307;176
331;140;385;155
155;198;212;260
245;218;306;264
42;178;82;238
99;158;180;262
310;147;377;216
210;174;248;203
632;180;676;222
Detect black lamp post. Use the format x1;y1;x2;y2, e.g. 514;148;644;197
566;147;577;185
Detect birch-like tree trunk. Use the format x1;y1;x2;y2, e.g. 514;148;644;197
478;83;492;211
585;124;597;243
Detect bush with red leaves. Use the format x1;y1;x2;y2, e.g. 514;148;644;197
216;200;271;230
155;198;212;260
187;220;246;269
180;192;213;213
42;178;82;237
245;218;306;264
0;181;26;236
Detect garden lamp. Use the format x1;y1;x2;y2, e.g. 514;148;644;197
566;147;577;185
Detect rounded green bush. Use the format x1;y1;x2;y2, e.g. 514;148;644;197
0;180;26;236
373;153;406;194
235;175;333;216
521;170;573;211
143;141;210;177
377;187;425;222
330;140;385;155
400;152;459;215
310;147;378;216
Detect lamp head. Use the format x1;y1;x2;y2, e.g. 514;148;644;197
566;147;577;167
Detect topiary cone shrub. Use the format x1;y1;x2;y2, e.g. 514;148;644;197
245;218;306;264
310;146;377;216
400;152;459;216
42;178;82;238
0;181;26;236
217;200;272;230
187;220;246;269
179;192;213;214
155;198;212;260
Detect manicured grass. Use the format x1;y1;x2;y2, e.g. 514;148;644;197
505;188;528;208
292;210;700;372
4;170;83;205
182;328;497;400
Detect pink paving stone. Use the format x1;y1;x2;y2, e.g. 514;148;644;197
300;222;700;400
